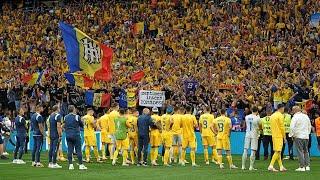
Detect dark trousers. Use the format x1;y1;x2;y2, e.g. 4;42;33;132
256;136;263;160
294;138;310;167
49;137;59;164
138;135;149;163
66;136;83;165
14;135;26;159
263;135;274;159
31;136;43;163
281;133;293;159
25;135;29;153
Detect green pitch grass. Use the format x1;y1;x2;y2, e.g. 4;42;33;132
0;152;319;180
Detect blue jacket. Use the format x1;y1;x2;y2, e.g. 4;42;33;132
64;113;83;138
137;114;154;136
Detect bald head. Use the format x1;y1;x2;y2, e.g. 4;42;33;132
143;108;150;115
292;106;301;114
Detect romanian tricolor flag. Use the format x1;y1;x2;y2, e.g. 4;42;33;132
132;22;145;35
65;73;94;89
85;91;111;108
22;71;44;86
59;22;112;81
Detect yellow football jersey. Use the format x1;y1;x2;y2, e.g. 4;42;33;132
181;114;197;138
199;113;214;137
171;114;182;135
127;114;138;135
270;111;285;138
82;114;95;137
108;110;119;134
98;114;109;133
161;114;172;132
214;115;231;140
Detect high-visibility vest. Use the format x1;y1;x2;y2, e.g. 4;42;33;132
261;116;271;136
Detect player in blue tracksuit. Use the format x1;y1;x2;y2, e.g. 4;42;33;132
64;105;87;170
31;105;45;167
13;108;27;164
48;105;63;169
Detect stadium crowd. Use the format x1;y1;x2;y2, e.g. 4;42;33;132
0;0;320;166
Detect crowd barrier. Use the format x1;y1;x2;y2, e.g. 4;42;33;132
4;132;319;156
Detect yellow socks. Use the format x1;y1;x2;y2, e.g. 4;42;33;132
190;150;196;165
113;149;119;161
181;150;186;162
212;149;218;161
173;146;179;160
154;148;159;162
277;153;283;167
226;155;233;166
218;155;223;165
101;144;106;158
150;148;155;162
85;147;90;160
130;150;135;163
164;148;170;165
270;152;279;167
204;148;209;162
123;150;128;164
93;146;100;160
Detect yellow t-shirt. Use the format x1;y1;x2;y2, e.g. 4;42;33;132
181;114;197;138
199;113;214;137
270;111;285;138
171;114;182;135
127;114;138;135
213;115;231;140
161;114;172;132
82;115;95;137
97;114;109;133
108;110;119;135
151;114;161;134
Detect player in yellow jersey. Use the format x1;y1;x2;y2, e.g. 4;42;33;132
97;110;109;160
161;106;174;166
127;108;138;165
112;108;131;166
150;107;162;166
268;104;287;172
181;106;199;167
82;108;102;163
107;104;120;160
211;109;238;169
199;106;218;165
171;106;182;164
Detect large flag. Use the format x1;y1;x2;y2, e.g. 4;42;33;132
85;91;111;108
59;22;112;81
22;71;44;86
65;73;94;89
131;70;145;82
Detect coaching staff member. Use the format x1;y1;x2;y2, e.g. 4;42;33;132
137;108;157;166
64;105;87;170
289;106;312;172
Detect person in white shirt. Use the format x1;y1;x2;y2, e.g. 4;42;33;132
289;106;312;172
242;106;261;171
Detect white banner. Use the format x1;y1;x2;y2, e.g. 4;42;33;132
139;90;165;107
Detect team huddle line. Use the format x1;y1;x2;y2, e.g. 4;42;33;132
11;103;311;172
